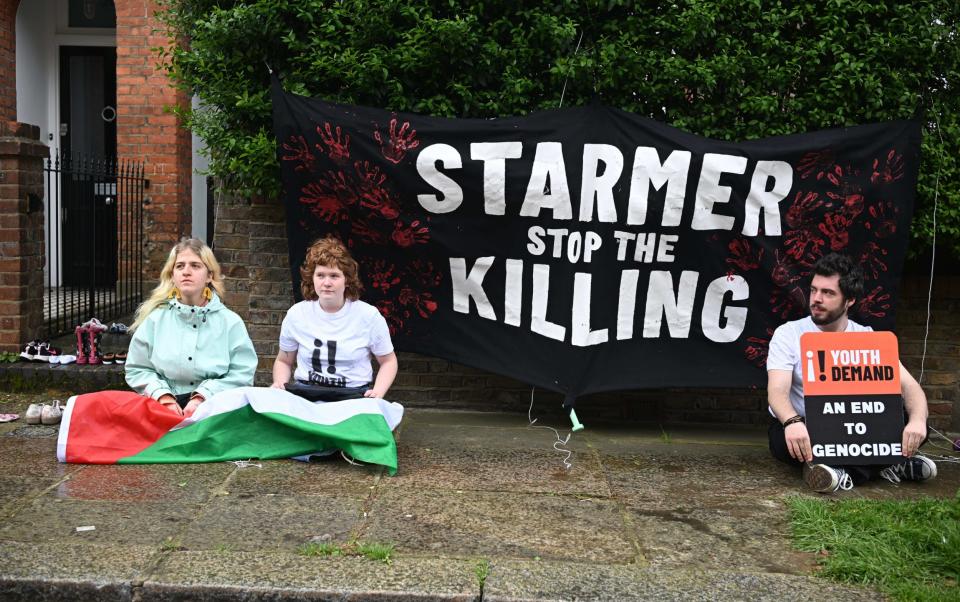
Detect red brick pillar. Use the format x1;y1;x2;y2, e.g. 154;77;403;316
0;0;20;123
0;121;47;352
115;0;192;279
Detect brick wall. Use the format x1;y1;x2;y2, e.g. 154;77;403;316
115;0;191;279
219;193;958;430
0;121;47;352
0;0;19;123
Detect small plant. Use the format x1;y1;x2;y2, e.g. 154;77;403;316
356;541;394;564
214;543;230;553
658;425;672;444
297;542;343;557
0;352;20;363
160;537;183;552
474;558;491;589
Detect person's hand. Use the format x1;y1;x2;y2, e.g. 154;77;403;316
363;388;385;399
157;394;183;415
901;420;926;458
183;394;204;417
784;422;813;462
270;381;287;390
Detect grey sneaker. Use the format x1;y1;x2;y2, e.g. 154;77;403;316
803;463;854;493
880;455;937;484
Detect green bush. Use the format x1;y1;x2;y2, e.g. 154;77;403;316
158;0;960;257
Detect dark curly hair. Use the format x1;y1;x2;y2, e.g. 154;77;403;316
812;252;864;302
299;236;363;301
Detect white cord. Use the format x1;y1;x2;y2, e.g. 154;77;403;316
558;30;584;110
527;387;574;470
919;112;944;383
231;459;262;469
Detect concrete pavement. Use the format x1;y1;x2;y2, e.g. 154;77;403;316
1;391;957;601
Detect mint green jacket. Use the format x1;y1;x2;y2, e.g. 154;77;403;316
125;293;257;401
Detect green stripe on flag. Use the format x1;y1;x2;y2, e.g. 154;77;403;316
119;405;398;474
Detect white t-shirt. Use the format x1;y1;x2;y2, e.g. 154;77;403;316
767;315;872;417
278;299;394;388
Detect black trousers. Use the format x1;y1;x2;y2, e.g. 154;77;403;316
767;415;928;485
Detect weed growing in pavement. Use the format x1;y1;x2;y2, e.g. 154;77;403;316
160;537;183;552
297;542;344;557
658;425;672;444
356;541;394;564
474;558;491;589
789;494;960;601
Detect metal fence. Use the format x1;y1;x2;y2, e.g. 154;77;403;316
44;152;146;337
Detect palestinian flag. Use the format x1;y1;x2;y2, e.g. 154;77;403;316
57;387;404;474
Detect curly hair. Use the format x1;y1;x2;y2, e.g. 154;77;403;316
300;236;363;301
812;252;864;302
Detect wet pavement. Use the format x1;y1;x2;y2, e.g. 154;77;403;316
0;392;957;601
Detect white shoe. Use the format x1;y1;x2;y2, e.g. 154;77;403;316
25;403;42;424
880;455;937;484
41;401;62;425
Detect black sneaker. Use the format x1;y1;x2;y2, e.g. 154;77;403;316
880;455;937;484
803;463;854;493
19;340;39;361
35;342;62;363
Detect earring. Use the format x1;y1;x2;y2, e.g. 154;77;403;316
202;286;213;301
168;288;182;300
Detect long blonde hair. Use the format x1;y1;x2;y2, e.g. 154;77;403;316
131;238;226;331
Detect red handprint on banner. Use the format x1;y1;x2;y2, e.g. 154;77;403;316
865;201;898;238
317;122;351;164
785;191;823;229
859;242;888;279
369;260;401;294
281;135;316;172
784;228;825;264
391;220;430;247
818;212;852;251
726;238;763;272
796;150;837;180
374;117;420;164
398;286;438;318
870;149;904;184
300;172;359;224
858;286;891;318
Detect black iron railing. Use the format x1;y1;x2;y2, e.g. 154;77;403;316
43;152;146;336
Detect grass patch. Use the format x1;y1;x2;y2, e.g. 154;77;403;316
356;541;394;564
788;493;960;601
297;542;344;557
658;425;672;444
160;537;183;552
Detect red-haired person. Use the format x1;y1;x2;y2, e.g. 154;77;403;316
271;236;397;401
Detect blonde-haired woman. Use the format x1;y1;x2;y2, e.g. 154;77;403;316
126;238;257;416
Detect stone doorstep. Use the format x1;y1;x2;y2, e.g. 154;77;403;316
0;361;126;394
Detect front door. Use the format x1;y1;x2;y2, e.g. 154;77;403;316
59;45;118;287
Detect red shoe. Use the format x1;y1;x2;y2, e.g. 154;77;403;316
75;326;88;365
86;329;102;365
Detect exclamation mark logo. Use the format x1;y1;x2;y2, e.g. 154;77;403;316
326;340;337;374
817;350;826;381
806;351;816;382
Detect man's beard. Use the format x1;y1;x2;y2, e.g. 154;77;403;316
810;304;846;326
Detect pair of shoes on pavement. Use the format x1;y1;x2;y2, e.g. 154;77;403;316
804;455;938;493
24;400;63;425
19;340;65;363
101;352;127;365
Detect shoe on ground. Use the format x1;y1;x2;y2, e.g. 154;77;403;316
36;342;62;363
25;403;43;425
108;322;129;334
56;354;77;365
803;463;854;493
880;454;937;484
19;340;39;361
115;352;127;365
41;401;62;425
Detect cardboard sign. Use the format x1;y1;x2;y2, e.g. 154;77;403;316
801;331;904;465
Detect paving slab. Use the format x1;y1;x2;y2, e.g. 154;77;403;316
51;462;234;503
363;488;637;563
483;559;882;602
0;541;158;602
179;493;367;553
142;551;479;601
228;456;383;496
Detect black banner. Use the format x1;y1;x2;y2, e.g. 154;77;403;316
271;77;921;405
